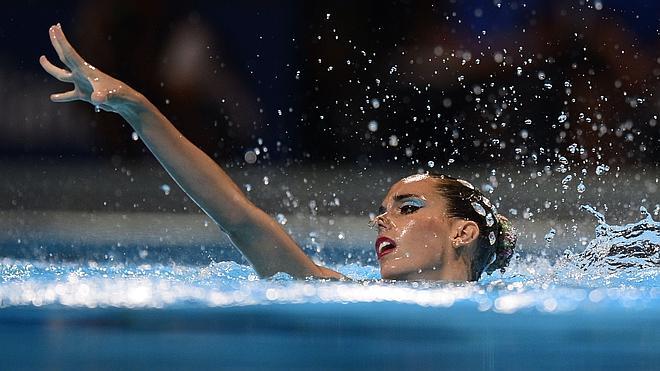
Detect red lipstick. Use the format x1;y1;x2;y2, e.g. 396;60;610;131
375;236;397;259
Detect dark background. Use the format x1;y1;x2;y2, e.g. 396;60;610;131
0;0;658;222
2;0;658;165
0;0;658;262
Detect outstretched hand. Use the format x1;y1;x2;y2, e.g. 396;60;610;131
40;24;136;113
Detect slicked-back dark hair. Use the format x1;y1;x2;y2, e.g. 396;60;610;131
430;174;503;280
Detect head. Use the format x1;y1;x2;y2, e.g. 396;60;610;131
373;173;516;281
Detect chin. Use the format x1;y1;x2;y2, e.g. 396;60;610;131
379;265;416;280
379;267;400;280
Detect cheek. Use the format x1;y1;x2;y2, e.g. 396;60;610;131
397;220;417;239
420;216;452;244
398;216;448;241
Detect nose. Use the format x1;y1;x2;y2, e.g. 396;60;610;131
370;212;395;230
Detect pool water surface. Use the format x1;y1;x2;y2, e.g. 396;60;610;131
1;211;658;369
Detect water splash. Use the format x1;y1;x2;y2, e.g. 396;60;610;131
1;207;658;310
554;206;660;286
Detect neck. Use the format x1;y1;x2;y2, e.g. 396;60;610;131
396;260;473;282
422;248;475;281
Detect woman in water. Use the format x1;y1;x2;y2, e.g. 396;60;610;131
39;24;516;281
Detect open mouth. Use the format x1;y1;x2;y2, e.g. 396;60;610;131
375;236;397;259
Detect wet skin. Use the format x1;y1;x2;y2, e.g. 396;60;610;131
40;24;480;282
375;174;479;281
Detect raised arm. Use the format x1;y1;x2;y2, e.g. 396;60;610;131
40;24;342;280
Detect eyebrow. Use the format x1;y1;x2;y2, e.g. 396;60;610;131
377;193;422;214
394;193;420;202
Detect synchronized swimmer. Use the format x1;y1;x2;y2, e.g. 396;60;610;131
40;24;516;281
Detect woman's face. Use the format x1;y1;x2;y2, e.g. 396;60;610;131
374;174;467;281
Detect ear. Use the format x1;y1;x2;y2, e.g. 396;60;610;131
451;220;480;247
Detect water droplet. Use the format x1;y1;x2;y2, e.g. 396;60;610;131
524;119;532;125
160;184;171;196
308;200;318;214
558;113;567;123
244;150;257;164
131;132;139;141
368;120;378;132
427;160;435;168
276;213;287;225
577;181;586;193
94;105;101;113
595;164;610;175
371;98;380;109
488;231;496;245
263;176;269;185
388;135;399;147
544;228;556;242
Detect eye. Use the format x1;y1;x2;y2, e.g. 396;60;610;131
400;202;423;214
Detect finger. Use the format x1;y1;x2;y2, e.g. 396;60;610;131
49;24;86;69
50;90;80;102
48;25;68;67
39;55;73;82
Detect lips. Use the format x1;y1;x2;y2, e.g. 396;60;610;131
375;236;397;259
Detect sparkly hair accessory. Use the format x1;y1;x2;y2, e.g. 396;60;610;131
485;214;518;274
456;179;475;189
437;175;517;274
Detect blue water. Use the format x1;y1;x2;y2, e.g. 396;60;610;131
1;211;659;370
